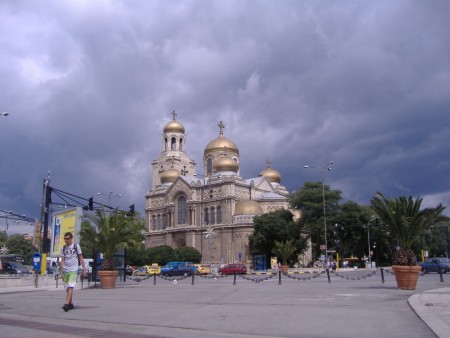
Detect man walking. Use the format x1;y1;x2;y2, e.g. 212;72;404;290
60;232;87;312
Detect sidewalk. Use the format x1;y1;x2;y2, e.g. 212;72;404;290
0;274;449;338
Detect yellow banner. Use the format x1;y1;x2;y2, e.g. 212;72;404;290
50;207;82;257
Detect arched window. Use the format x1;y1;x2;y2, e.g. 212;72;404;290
207;158;213;174
164;137;168;151
210;207;216;225
157;214;161;230
204;207;209;225
152;215;156;231
162;213;167;229
177;196;187;224
179;138;183;151
216;206;222;224
171;137;176;150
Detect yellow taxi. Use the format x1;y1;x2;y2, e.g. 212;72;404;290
195;264;211;275
145;263;161;275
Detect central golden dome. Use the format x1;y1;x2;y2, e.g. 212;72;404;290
204;120;239;155
213;155;239;173
160;168;180;184
234;200;263;215
204;136;239;155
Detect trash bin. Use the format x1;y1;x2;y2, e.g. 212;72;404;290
365;262;371;269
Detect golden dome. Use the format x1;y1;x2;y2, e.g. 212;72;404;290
204;136;239;155
213;155;239;173
163;119;185;134
160;168;180;184
204;120;239;155
259;168;281;183
234;200;263;216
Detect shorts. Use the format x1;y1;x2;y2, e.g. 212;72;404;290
62;271;78;288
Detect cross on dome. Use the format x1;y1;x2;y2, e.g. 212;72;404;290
171;110;177;120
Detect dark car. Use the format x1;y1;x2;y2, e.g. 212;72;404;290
420;258;450;273
218;263;247;275
162;264;195;277
2;262;30;274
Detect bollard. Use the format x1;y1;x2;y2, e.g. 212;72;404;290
380;267;385;283
192;274;195;285
154;274;157;285
439;268;444;283
326;268;331;284
233;273;237;285
278;270;282;285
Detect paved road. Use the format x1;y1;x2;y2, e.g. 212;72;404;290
0;269;449;338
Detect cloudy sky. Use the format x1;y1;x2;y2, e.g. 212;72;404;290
1;0;450;235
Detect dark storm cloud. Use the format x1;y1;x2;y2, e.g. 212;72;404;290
1;0;450;234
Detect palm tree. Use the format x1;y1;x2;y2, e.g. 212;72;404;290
272;240;296;266
370;192;446;266
80;207;144;270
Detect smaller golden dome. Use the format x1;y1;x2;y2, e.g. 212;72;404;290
234;200;263;216
259;168;281;183
204;136;239;155
160;168;180;184
213;155;239;173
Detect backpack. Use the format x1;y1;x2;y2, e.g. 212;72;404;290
63;242;81;266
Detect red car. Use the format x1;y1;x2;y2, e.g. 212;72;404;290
218;263;247;275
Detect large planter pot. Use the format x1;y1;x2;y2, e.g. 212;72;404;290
98;270;119;289
280;265;289;274
392;265;421;290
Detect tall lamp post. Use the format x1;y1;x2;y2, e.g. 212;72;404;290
304;161;334;266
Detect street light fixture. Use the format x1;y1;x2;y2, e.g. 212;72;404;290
1;112;10;117
304;161;334;266
96;191;122;206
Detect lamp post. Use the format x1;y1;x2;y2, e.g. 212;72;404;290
96;191;122;207
304;161;334;266
365;217;378;268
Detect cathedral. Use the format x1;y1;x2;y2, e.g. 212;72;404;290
144;112;295;266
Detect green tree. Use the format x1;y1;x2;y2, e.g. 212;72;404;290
272;240;296;265
145;245;175;266
126;243;146;266
249;209;307;267
289;181;342;260
6;234;36;264
174;247;202;263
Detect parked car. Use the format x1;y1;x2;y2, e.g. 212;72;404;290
133;267;148;276
218;263;247;275
146;263;161;275
162;263;196;277
47;266;59;275
1;262;30;274
195;264;211;275
420;258;450;273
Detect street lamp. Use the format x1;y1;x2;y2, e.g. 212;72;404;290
304;160;334;266
365;216;378;268
96;191;122;206
1;112;9;117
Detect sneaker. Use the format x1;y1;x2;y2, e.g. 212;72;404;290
62;304;69;312
68;304;74;310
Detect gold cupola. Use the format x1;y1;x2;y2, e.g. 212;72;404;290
213;155;239;173
234;199;263;216
160;168;180;184
163;111;185;134
259;159;281;184
204;120;239;156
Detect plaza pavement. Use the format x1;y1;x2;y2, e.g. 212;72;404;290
0;269;449;338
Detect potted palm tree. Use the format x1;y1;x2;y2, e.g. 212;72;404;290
370;192;445;290
80;207;143;288
272;240;296;273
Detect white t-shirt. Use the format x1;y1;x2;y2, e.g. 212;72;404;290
61;243;82;273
